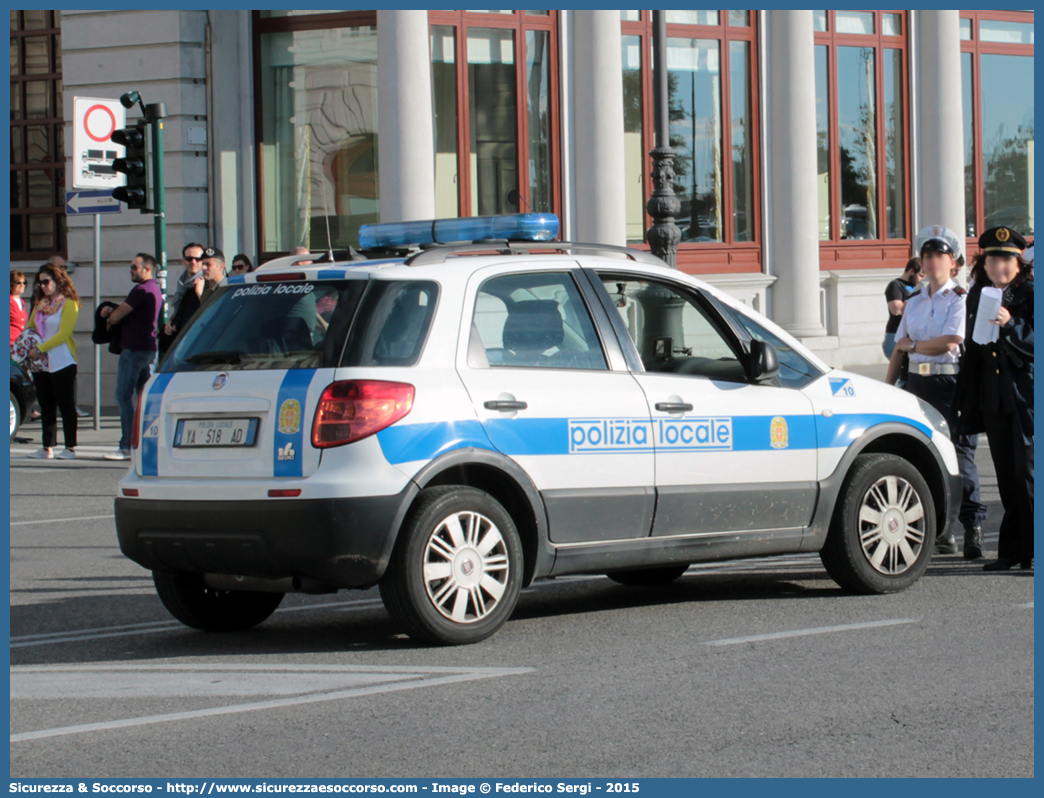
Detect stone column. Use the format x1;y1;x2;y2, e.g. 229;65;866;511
572;10;627;245
377;10;436;222
766;10;825;337
915;10;965;241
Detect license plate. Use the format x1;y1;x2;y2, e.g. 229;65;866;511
174;418;259;448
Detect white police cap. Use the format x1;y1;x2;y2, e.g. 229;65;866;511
913;225;964;264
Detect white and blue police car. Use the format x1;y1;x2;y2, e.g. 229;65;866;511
115;213;961;645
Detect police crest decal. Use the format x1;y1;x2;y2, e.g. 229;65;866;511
278;398;302;435
770;416;789;449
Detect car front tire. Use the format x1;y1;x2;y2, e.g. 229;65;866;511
820;453;936;594
153;571;284;632
380;486;523;645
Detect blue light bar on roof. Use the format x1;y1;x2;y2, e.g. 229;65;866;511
358;212;560;250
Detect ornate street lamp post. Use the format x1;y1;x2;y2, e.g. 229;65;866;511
645;10;681;268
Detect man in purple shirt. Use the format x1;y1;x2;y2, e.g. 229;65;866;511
100;253;163;460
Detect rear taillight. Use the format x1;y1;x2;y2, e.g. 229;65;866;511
311;380;414;448
130;392;144;450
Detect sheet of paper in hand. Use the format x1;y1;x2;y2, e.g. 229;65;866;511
971;286;1004;346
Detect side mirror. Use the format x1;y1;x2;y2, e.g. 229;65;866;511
747;339;780;383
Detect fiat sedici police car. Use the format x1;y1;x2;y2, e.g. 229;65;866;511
116;213;961;645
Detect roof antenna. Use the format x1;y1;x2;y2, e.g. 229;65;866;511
320;176;335;262
507;188;531;212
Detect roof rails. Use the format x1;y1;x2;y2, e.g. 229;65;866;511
404;240;668;268
254;248;367;272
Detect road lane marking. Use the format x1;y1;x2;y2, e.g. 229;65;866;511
10;664;533;742
1015;601;1033;608
10;514;115;526
703;618;918;646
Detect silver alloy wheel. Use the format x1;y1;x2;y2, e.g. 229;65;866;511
423;510;510;624
858;475;926;575
10;397;17;438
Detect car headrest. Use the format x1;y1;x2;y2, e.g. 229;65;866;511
502;300;563;352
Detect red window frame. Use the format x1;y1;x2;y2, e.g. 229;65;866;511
427;10;562;221
621;10;762;275
10;9;66;261
815;9;911;270
960;10;1035;248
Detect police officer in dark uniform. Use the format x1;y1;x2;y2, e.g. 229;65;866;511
956;226;1034;570
886;225;987;555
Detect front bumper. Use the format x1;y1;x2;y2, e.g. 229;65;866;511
115;488;415;588
944;467;962;531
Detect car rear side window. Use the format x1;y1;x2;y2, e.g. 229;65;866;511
341;280;439;367
160;279;366;372
469;272;607;370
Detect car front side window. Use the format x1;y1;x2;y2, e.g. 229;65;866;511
600;276;747;383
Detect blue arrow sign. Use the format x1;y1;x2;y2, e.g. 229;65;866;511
66;190;122;215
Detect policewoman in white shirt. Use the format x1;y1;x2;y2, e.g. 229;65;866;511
886;225;987;556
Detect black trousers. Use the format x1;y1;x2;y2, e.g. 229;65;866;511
983;409;1034;562
905;373;987;525
32;363;78;449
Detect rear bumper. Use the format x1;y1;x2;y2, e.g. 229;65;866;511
115;488;415;588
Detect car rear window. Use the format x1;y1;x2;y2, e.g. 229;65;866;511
160;279;366;372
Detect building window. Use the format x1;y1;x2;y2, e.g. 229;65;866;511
254;11;379;259
429;11;559;220
620;10;761;274
10;9;65;260
961;11;1034;240
814;9;909;262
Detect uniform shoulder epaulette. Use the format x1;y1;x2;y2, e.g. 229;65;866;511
953;287;966;295
907;288;923;299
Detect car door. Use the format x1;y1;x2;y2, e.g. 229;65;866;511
590;271;820;537
456;264;656;544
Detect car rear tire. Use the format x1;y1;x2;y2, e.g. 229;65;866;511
153;571;284;632
820;453;935;594
380;486;523;646
11;391;21;442
606;565;689;586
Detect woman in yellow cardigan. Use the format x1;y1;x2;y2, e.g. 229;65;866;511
26;263;81;459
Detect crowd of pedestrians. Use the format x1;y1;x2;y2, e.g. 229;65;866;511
11;244;257;459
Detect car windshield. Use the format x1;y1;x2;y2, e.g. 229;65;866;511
160;279;366;372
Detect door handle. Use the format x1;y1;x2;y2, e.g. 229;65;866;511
484;400;528;411
655;402;693;413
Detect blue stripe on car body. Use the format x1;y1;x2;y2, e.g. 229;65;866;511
140;373;175;476
374;414;932;465
273;369;316;477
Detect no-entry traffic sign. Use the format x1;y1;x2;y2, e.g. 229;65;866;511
72;96;128;191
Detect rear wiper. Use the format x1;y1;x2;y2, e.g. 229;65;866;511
185;350;242;365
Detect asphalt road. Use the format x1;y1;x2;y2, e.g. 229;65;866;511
9;443;1034;778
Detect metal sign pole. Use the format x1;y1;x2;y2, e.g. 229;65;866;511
93;213;101;431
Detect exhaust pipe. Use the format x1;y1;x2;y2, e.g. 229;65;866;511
203;574;337;594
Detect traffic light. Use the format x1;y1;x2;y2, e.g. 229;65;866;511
111;121;148;210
